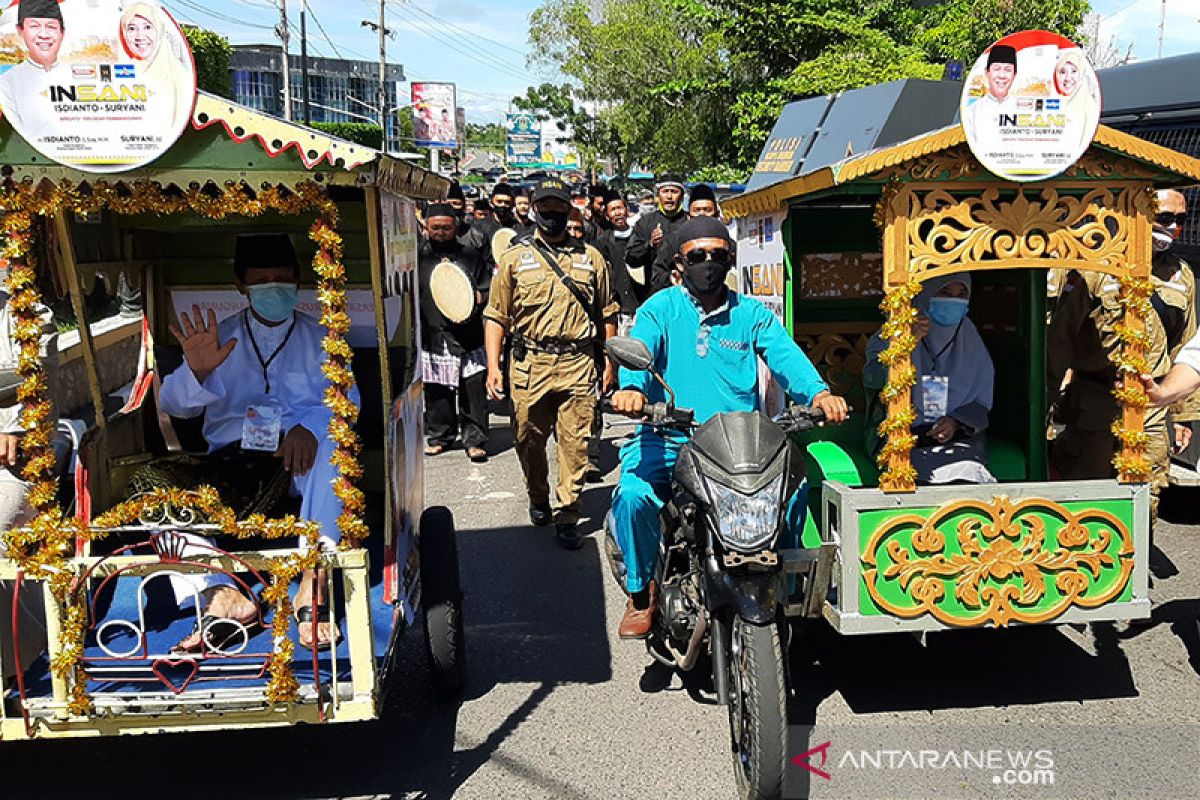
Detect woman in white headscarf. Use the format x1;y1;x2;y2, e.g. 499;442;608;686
1053;48;1097;152
864;272;996;484
119;2;193;135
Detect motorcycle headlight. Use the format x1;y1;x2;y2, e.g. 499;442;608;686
706;473;784;552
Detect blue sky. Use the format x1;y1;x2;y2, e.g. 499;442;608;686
161;0;544;124
165;0;1197;127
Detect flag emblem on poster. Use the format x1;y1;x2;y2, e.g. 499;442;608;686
115;64;135;79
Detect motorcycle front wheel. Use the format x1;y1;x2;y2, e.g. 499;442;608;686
726;614;788;800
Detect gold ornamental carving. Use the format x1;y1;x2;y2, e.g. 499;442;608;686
873;144;984;182
899;185;1154;283
795;331;871;401
861;495;1135;627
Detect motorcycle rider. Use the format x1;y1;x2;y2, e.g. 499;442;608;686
608;216;849;639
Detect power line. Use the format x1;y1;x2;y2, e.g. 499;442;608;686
394;1;528;59
390;5;531;81
167;0;274;31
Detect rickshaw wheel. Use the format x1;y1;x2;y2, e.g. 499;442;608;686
420;506;468;693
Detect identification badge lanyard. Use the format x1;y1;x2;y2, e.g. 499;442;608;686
243;311;298;395
240;312;297;451
919;321;961;424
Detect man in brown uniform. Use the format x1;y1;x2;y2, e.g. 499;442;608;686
1048;189;1199;518
484;178;619;549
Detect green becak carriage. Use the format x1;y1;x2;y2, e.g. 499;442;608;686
725;121;1200;634
0;90;462;740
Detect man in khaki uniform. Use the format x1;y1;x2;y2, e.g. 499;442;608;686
484;178;619;549
1048;189;1199;517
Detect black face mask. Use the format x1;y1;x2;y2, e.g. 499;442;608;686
494;206;516;226
533;209;569;238
682;261;729;297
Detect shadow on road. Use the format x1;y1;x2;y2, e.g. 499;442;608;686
786;618;1138;724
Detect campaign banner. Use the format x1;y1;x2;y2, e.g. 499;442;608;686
960;30;1100;182
411;81;457;149
506;111;541;167
737;209;788;415
0;0;197;173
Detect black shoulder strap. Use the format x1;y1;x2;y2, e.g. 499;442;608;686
530;239;594;316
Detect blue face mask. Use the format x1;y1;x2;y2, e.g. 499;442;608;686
928;296;969;327
247;282;299;322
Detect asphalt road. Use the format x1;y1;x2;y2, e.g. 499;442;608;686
4;413;1200;799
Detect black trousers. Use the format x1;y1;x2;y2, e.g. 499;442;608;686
425;371;489;449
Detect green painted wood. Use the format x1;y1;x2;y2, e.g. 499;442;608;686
854;498;1136;622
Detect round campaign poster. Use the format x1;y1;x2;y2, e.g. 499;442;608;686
0;0;197;173
960;30;1101;182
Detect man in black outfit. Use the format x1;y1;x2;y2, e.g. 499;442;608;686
588;184;612;237
592;189;643;330
419;204;492;461
650;183;723;291
626;174;688;295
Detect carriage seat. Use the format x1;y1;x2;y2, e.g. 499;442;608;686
794;411;1029;488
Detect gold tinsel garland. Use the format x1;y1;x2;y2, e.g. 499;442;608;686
0;179;365;714
1111;275;1155;482
876;280;923;492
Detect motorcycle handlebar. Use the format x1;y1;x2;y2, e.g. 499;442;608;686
601;397;695;429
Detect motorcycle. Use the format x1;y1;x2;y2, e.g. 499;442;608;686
602;337;839;800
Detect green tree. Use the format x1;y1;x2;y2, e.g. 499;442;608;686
181;26;233;99
527;0;1092;175
310;122;384;148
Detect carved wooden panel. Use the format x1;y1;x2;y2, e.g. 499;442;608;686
799;252;884;300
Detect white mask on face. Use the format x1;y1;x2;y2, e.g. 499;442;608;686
1153;229;1175;253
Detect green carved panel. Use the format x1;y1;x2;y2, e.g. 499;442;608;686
857;496;1135;627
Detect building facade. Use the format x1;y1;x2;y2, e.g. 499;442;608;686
230;45;406;152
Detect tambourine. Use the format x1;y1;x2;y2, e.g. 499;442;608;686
429;259;476;324
491;227;517;261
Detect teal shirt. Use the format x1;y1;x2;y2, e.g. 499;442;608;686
620;286;828;423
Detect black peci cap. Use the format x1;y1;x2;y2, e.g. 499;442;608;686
234;233;298;279
19;0;63;25
987;45;1018;68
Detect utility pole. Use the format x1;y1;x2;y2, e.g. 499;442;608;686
361;3;393;152
1157;0;1167;59
300;2;311;124
277;0;292;120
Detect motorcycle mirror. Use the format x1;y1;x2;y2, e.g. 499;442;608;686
605;336;654;372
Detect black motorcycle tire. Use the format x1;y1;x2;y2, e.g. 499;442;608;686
727;615;788;800
420;506;468;694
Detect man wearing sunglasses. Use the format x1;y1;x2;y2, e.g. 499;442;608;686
607;216;849;639
1049;188;1199;522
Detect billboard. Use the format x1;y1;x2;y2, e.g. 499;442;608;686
506;111;542;167
411;81;457;149
961;30;1100;182
0;0;197;173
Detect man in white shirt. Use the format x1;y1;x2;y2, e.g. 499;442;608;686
160;234;357;652
0;0;69;132
966;45;1018;147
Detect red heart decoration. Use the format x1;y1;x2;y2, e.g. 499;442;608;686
151;658;200;695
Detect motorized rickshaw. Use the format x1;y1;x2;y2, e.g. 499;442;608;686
724;122;1200;641
0;90;464;739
